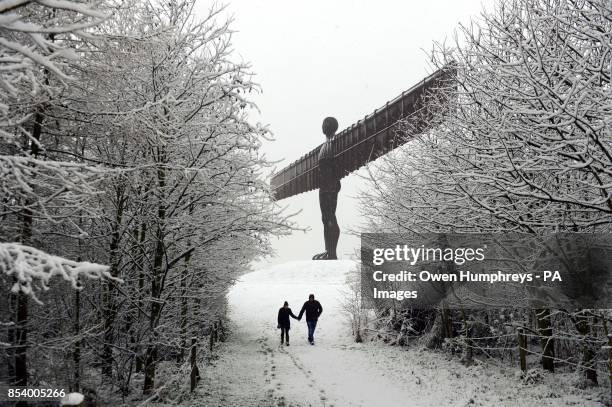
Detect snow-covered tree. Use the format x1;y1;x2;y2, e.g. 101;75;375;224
358;0;610;383
0;0;117;388
0;0;111;223
18;0;296;396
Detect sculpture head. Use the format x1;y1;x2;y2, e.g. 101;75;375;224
322;117;338;138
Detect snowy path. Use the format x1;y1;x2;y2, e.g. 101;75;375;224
190;261;604;407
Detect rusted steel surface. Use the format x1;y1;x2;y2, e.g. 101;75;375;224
270;67;454;201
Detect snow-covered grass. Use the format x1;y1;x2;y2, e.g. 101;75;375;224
180;260;608;406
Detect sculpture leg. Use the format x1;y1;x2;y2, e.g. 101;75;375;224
327;192;339;260
313;191;339;260
328;221;339;260
323;222;330;254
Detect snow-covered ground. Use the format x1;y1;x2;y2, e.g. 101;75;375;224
188;260;607;406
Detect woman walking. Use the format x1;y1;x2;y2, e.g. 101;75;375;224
277;301;299;346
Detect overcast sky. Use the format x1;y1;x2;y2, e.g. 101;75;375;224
195;0;495;267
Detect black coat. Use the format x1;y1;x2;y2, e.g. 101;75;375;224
277;307;298;329
298;300;323;321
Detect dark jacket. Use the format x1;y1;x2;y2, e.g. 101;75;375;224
277;307;298;329
298;300;323;321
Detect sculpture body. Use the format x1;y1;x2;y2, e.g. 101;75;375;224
313;118;341;260
269;67;454;260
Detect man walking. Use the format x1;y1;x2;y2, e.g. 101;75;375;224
297;294;323;345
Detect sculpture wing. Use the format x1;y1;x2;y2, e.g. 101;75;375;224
270;67;454;201
270;145;322;201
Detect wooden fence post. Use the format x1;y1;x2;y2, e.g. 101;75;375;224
209;326;214;352
190;337;200;392
218;319;225;342
518;327;527;372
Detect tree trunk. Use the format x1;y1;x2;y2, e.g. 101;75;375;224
143;340;158;395
135;222;147;373
143;159;166;395
460;308;472;365
190;338;200;392
7;291;16;381
442;306;454;339
14;291;28;387
180;238;192;362
142;232;164;394
73;289;81;391
102;185;125;377
536;308;555;373
12;108;44;387
574;312;597;384
601;315;612;402
517;327;527;372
